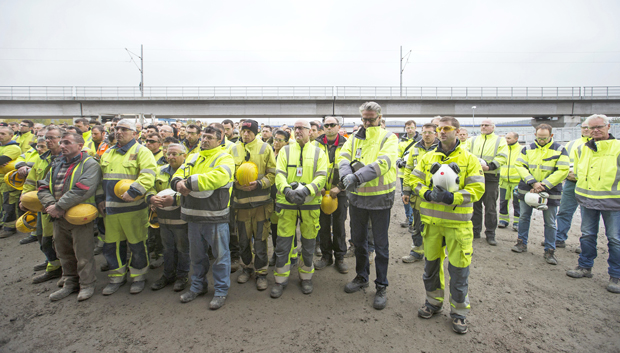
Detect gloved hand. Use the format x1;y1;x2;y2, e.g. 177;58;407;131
284;187;295;204
396;158;406;168
289;186;310;205
448;162;460;174
342;174;359;191
429;185;454;204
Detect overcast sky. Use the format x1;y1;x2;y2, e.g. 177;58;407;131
1;0;619;89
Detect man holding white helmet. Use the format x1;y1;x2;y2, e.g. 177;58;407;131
512;124;569;266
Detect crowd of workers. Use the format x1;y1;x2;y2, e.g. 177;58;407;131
0;105;618;335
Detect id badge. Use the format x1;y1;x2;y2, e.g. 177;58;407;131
355;148;362;159
296;167;303;177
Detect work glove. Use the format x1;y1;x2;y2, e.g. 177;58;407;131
448;162;460;174
342;174;359;192
396;158;406;168
283;187;296;204
428;185;454;204
289;186;310;205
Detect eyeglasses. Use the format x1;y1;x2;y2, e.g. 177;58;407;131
590;125;607;131
422;131;436;135
536;136;551;141
436;126;457;133
45;136;60;140
480;124;493;127
167;152;182;157
580;126;589;130
294;126;309;131
274;138;287;143
146;139;159;144
323;123;338;128
361;117;378;123
20;124;29;128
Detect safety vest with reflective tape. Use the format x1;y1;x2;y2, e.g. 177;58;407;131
313;133;347;191
574;135;620;210
41;153;98;209
564;136;590;172
228;137;276;209
146;164;186;226
0;141;21;185
410;141;485;228
21;150;58;194
468;132;508;175
275;141;327;210
99;139;157;215
398;133;420;178
500;142;522;184
171;146;235;224
403;139;438;195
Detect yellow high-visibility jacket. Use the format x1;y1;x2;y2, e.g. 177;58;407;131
574;135;620;210
468;132;508;176
228;137;276;209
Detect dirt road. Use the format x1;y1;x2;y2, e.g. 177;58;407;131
1;205;619;352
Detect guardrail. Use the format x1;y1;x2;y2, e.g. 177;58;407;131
0;86;618;100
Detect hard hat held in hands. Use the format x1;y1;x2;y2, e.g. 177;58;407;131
524;192;549;211
478;158;488;167
430;162;461;193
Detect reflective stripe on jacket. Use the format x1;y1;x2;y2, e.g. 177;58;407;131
468;132;508;175
146;164;186;226
500;142;522;184
229;137;276;209
574;135;620;210
403;139;439;195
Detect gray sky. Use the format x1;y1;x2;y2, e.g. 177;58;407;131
1;0;619;88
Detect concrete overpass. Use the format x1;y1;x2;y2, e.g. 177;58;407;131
1;86;619;121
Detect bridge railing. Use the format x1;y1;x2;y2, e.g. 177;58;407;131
0;86;618;99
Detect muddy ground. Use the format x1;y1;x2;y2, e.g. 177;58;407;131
1;202;619;353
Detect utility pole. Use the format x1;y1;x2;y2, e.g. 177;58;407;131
400;45;412;97
125;45;144;97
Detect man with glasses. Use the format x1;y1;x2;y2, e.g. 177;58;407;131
0;126;23;238
183;124;202;156
512;124;569;266
468;119;508;245
410;117;484;334
339;102;398;310
396;120;422;229
567;114;620;293
402;123;439;263
314;116;349;274
553;122;591;252
16;120;35;153
271;119;327;298
498;132;522;232
145;133;164;164
159;125;174;140
98;119;157;295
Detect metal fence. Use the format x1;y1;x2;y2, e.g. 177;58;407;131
464;125;620;144
0;86;619;100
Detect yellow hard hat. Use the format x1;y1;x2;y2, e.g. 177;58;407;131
149;211;160;228
114;179;143;200
0;160;17;175
4;170;25;190
236;162;258;186
64;204;99;225
16;211;37;233
21;191;44;212
320;195;338;215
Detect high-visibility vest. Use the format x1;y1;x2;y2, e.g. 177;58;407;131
500;142;522;185
228;137;276;208
469;132;508;175
574;135;620;210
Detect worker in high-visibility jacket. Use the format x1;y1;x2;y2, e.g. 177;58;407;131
468;119;508;245
144;132;165;267
170;125;235;310
410;116;485;335
17;127;64;283
0;125;23;238
498;132;522;231
401;123;439;263
183;124;202;156
38;132;102;302
228;119;276;291
556;122;591;251
271;119;327;299
567;114;620;294
458;128;471;151
396;120;422;229
15;120;36;153
146;143;190;293
512;124;569;266
84;125;106;161
338;102;398;311
75;118;92;145
98;119;157;296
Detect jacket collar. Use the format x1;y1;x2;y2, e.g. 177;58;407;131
0;140;19;147
112;139;137;155
316;133;345;147
585;133;616;152
435;139;462;157
414;138;439;151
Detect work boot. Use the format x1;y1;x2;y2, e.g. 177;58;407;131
556;241;566;248
237;268;253;284
49;284;79;301
300;279;313;294
314;256;333;270
373;286;387;310
173;277;188;292
149;256;164;269
344;244;355;258
400;221;410;228
402;254;422;263
544;249;558;265
418;303;441;319
566;266;593;278
19;235;38;245
33;261;48;271
256;276;268;291
102;278;127;296
606;277;620;294
270;282;288;298
230;258;241;273
209;296;226;310
32;268;62;284
512;224;518;232
180;288;207;303
369;251;374;265
452;318;468;334
511;240;527;253
0;228;16;238
130;280;146;294
486;237;497;246
100;262;110;272
269;253;276;267
315;243;322;257
77;285;95;301
335;259;349;274
344;275;369;293
498;221;508;228
151;276;173;291
57;277;65;288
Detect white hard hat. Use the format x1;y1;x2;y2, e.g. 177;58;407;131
116;119;136;131
524;192;549;210
431;164;460;193
156;189;178;211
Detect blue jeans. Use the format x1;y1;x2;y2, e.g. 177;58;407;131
518;201;558;251
188;222;231;296
400;178;413;224
556;180;578;242
160;224;190;280
578;207;620;278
